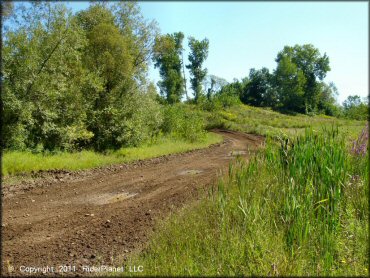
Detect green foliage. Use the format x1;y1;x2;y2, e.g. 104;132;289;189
215;44;336;115
198;75;241;111
2;2;91;151
274;55;306;113
342;95;368;120
88;90;164;151
212;79;244;109
152;32;185;103
277;129;347;255
212;92;241;110
186;37;209;103
76;3;115;32
84;22;134;91
240;67;276;107
161;104;206;142
112;1;159;81
127;127;368;276
275;44;331;113
202;74;229;98
317;82;341;116
2;2;161;152
271;127;368;273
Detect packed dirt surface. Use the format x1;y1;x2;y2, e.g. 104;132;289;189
2;130;264;276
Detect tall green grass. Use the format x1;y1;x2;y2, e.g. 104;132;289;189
125;126;368;276
2;133;222;176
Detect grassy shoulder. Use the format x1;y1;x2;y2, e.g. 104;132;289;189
124;127;368;276
203;104;366;140
2;132;222;176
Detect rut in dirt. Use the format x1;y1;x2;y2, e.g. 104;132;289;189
2;130;264;276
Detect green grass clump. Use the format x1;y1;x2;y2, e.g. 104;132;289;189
125;127;368;276
2;150;120;176
2;132;222;176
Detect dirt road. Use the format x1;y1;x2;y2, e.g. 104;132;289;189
1;130;263;276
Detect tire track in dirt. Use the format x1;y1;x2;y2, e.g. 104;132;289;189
1;130;264;276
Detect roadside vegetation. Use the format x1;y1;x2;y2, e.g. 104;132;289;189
126;125;368;276
2;132;222;176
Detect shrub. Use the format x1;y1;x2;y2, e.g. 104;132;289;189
89;89;163;151
161;104;206;142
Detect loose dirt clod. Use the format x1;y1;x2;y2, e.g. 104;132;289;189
2;130;263;276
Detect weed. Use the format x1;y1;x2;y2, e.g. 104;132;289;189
125;126;368;276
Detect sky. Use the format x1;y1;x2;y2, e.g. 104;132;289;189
67;1;368;104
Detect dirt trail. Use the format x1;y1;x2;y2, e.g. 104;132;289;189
1;130;263;276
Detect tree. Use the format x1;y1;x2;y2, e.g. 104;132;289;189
317;82;340;116
85;22;134;93
186;36;209;103
241;67;276;107
202;74;229;99
112;1;159;87
275;44;330;113
343;95;362;109
343;95;368;120
2;2;92;150
214;78;245;108
274;56;306;113
2;2;163;151
77;3;161;150
152;32;185;104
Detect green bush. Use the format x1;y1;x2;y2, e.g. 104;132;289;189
119;92;164;147
344;103;368;120
214;93;241;109
87;89;163;151
161;104;206;142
